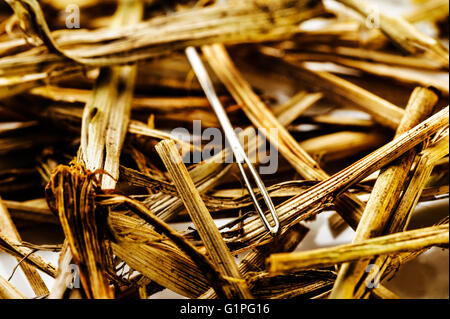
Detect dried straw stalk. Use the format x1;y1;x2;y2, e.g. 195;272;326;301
258;51;405;129
285;53;449;95
0;230;57;278
0;197;48;296
0;274;25;299
330;87;439;299
267;224;449;274
1;0;325;71
100;194;242;299
107;212;209;298
221;106;448;246
348;129;449;299
47;0;143;299
335;0;449;65
155;139;253;299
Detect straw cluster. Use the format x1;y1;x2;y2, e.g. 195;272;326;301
0;0;448;299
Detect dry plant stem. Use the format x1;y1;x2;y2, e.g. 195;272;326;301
0;121;38;134
223;106;448;246
26;101;194;151
306;115;374;128
266;225;449;274
0;64;82;100
48;243;73;299
356;86;438;239
203;44;328;181
0;0;447;301
128;121;195;151
0;197;48;296
155;139;253;299
45;165;114;299
372;285;401;299
109;212;209;298
126;136;384;203
79;0;141;179
245;270;336;299
50;1;142;300
328;212;349;238
298;131;387;163
203;44;364;229
381;218;449;280
3;199;59;224
239;224;309;276
330;87;438;299
0;274;25;299
274;91;323;126
298;45;447;70
201;223;310;299
79;67;124;173
3;0;324;68
421;184;449;201
132;177;314;212
30;86;220;112
273;90;304;117
0;232;57;277
143;163;232;222
100;0;143;189
353;131;449;299
335;0;449;65
286;53;449;95
207;182;333;200
261;53;404;129
389;132;449;232
101;195;233;299
406;0;449;24
141;127;259;223
110;241;208;298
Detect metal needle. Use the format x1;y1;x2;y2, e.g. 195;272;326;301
185;46;280;236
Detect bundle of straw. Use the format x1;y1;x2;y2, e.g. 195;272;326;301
0;0;448;300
